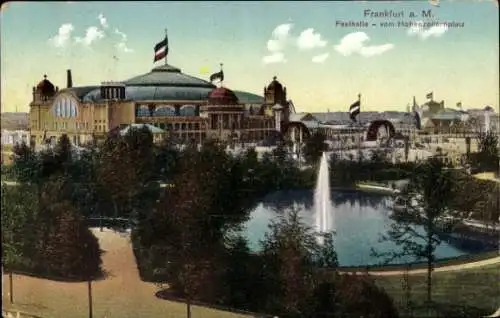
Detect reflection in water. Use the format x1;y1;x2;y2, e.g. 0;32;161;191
245;190;489;267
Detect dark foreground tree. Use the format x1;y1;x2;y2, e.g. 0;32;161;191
151;144;225;318
373;158;456;306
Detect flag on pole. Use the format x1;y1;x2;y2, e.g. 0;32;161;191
209;71;224;82
154;35;168;62
349;97;361;123
456;101;462;109
426;92;433;100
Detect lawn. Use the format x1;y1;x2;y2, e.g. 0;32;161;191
375;264;500;317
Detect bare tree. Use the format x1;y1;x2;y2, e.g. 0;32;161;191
372;158;456;306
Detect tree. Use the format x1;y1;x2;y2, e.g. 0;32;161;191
1;184;38;303
151;143;225;317
11;142;39;183
303;131;327;165
41;200;102;279
260;206;318;317
373;158;456;306
96;127;156;220
314;232;339;269
476;130;499;172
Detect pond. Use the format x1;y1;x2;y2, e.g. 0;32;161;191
244;189;493;267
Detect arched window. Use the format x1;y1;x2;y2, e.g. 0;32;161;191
179;105;196;116
154;105;176;117
136;105;151;117
52;96;79;118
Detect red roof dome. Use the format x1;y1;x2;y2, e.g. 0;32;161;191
208;87;239;105
36;75;56;97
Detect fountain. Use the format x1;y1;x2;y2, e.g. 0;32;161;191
314;152;334;244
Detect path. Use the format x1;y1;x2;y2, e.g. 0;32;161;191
473;172;500;184
342;255;500;276
2;228;250;318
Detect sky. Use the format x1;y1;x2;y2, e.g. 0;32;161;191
1;0;498;113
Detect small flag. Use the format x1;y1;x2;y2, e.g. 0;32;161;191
209;70;224;83
349;99;361;123
154;35;168;62
456;101;462;109
426;92;433;100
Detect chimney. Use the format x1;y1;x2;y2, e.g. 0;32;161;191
66;69;73;88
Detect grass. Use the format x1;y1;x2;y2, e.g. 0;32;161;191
375;264;500;317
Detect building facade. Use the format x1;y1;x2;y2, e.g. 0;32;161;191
28;65;292;147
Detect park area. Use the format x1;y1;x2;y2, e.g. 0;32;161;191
2;228;499;318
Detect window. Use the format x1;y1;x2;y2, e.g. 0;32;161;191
53;96;78;118
179;105;196;116
154;105;176;116
136;105;151;117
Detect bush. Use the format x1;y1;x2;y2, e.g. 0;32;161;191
373;168;410;181
334;274;399;318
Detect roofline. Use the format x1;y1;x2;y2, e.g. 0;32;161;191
123;83;216;88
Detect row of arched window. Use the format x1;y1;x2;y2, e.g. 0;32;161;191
136;105;197;117
52;97;79;118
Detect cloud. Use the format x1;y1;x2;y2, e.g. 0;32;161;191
407;21;448;39
98;13;108;28
74;26;105;46
312;53;329;63
114;28;127;41
334;32;394;57
116;42;133;53
53;14;133;53
266;23;293;52
48;23;75;48
262;23;293;63
263;52;287;64
114;28;133;53
296;28;327;50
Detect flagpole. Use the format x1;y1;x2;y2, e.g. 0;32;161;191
164;28;168;66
